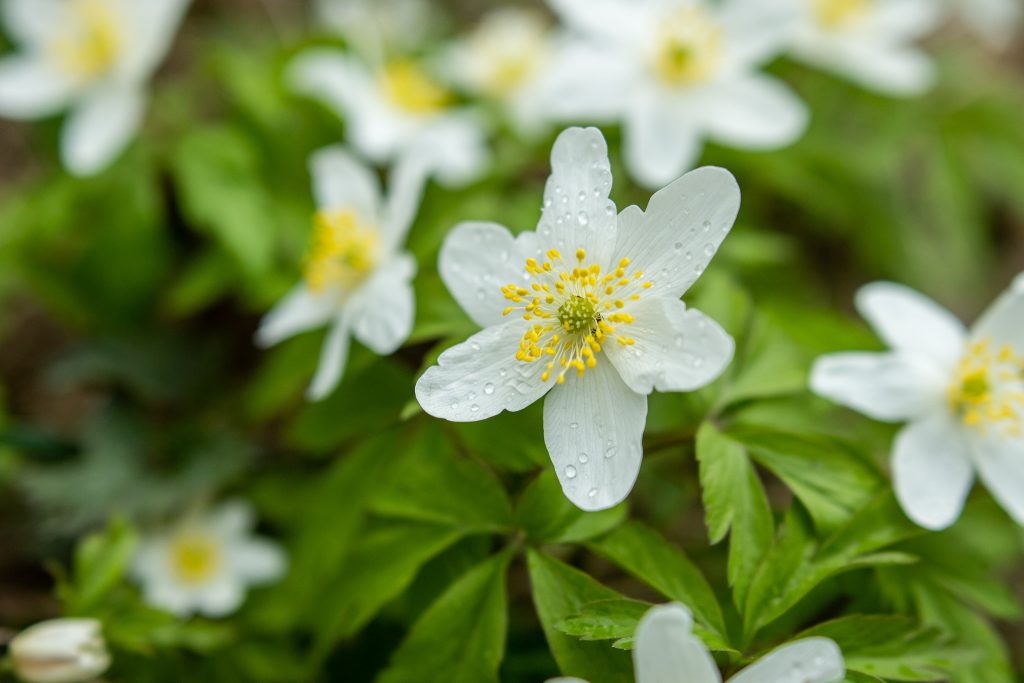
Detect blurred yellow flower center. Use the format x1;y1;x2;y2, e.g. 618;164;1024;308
501;249;652;384
169;534;222;584
652;7;723;86
812;0;870;28
380;60;451;114
48;0;123;80
304;210;379;293
947;338;1024;436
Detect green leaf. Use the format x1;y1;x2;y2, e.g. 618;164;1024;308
556;599;650;642
66;517;139;615
527;549;632;683
720;315;806;407
516;469;626;544
695;421;773;606
377;550;512;683
588;521;727;639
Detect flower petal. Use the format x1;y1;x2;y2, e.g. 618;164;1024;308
547;0;649;43
970;273;1024;353
611;167;740;300
633;603;721;683
208;500;255;537
892;414;974;531
307;315;353;401
606;298;734;395
700;75;808;150
728;638;844;683
809;351;945;422
973;433;1024;525
255;284;338;348
794;38;934;97
864;0;943;42
0;56;76;119
543;361;647;511
350;254;416;354
194;576;245;617
415;320;550;422
540;126;619;268
855;282;966;371
719;0;800;66
232;539;287;584
309;145;381;221
624;91;702;189
401;115;489;188
2;0;63;47
119;0;191;81
61;86;145;176
956;0;1022;47
383;152;428;253
439;221;538;328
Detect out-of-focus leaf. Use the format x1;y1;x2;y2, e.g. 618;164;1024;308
516;469;626;544
65;517;138;614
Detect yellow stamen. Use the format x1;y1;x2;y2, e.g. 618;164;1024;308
48;0;122;80
379;60;451;114
948;338;1024;437
304;209;379;293
169;533;222;584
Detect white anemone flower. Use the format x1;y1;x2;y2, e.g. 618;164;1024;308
548;603;844;683
415;127;737;510
811;276;1024;530
132;500;287;618
788;0;942;96
9;618;110;683
946;0;1021;48
442;7;555;136
286;46;488;188
256;146;419;401
0;0;190;176
313;0;437;59
543;0;808;189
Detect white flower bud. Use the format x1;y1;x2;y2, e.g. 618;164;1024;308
9;618;110;683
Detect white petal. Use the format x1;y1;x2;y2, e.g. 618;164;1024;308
547;0;649;43
719;0;801;66
255;284;338;348
855;282;966;371
970;274;1024;353
350;255;416;354
415;320;551;422
118;0;190;81
864;0;943;42
611;167;740;300
633;603;721;683
0;56;76;119
606;298;734;395
543;361;647;511
957;0;1022;47
401;115;489;188
61;86;145;176
700;75;808;149
438;221;537;328
2;0;62;47
809;351;945;422
796;38;935;97
194;576;245;617
538;40;634;123
144;580;199;617
729;638;844;683
382;152;428;253
232;539;287;584
624;92;702;189
208;500;255;537
307;315;353;401
892;414;974;531
309;145;381;221
973;433;1024;525
540;126;619;267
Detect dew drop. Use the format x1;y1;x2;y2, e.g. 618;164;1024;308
692;356;705;368
588;488;598;498
577;211;589;226
565;465;577;479
703;242;716;257
604;446;617;459
467;392;476;400
577;190;587;202
470;342;481;351
578;452;589;464
450;401;459;410
702;220;711;232
685;251;693;261
499;368;508;378
674;335;685;348
673;241;683;252
476;288;486;301
483;383;495;395
470;404;480;413
569;422;578;430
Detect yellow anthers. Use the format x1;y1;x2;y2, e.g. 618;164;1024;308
948;338;1024;437
652;6;723;86
304;209;378;293
169;533;222;584
48;0;123;80
576;248;587;262
380;60;452;114
812;0;870;28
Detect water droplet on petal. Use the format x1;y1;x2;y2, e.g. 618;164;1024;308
569;422;578;430
577;190;587;202
703;242;716;257
565;465;577;479
579;452;589;464
577;211;589;226
470;342;481;351
692;356;705;368
450;401;459;410
588;488;598;498
605;446;617;458
702;220;711;232
673;241;683;252
470;404;480;412
499;368;507;378
467;392;476;400
483;383;495;395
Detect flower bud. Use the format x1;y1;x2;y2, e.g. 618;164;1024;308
9;618;110;683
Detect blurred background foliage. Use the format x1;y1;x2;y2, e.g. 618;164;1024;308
0;1;1022;682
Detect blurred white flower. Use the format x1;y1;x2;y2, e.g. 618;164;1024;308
811;277;1024;530
257;146;419;400
286;46;488;187
442;7;554;136
416;127;736;510
946;0;1021;47
314;0;438;60
9;618;110;683
132;500;286;618
0;0;190;176
543;0;807;188
788;0;941;95
548;603;844;683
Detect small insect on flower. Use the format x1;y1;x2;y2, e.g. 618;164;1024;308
415;127;738;511
0;0;191;175
256;146;420;401
811;275;1024;530
132;500;287;618
546;603;844;683
9;618;110;683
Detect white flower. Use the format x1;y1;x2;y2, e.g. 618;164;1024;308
132;500;287;618
441;7;555;136
415;127;737;511
547;603;844;683
9;618;110;683
946;0;1022;47
811;277;1024;530
313;0;438;59
286;44;488;188
256;146;419;401
542;0;808;188
788;0;941;96
0;0;189;176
